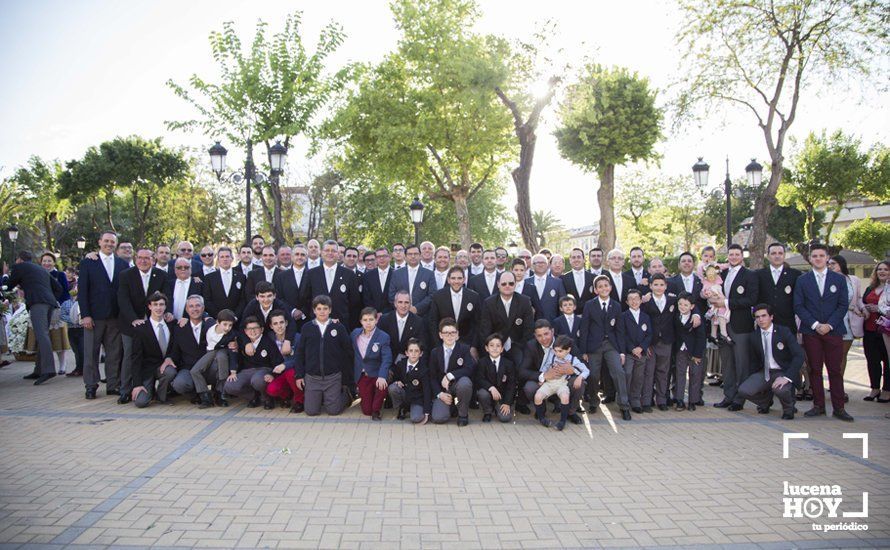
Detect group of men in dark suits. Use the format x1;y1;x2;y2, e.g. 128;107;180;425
16;229;851;424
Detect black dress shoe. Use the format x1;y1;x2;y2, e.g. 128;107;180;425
621;410;632;421
156;398;174;406
482;413;492;423
631;407;643;413
757;406;770;414
85;388;97;400
290;402;304;414
23;372;40;380
117;394;131;405
727;403;743;411
832;410;854;422
781;412;794;420
214;391;229;407
568;413;583;425
34;373;56;385
675;401;686;411
658;404;669;411
247;394;262;407
642;405;653;413
688;403;696;411
457;416;469;427
695;400;705;406
602;396;615;404
371;411;382;421
804;407;826;417
714;400;731;408
516;404;531;415
190;395;202;405
396;407;407;420
106;388;118;396
198;393;214;409
263;396;275;410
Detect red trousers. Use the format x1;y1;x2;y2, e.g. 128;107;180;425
803;333;845;411
265;369;304;404
357;373;386;415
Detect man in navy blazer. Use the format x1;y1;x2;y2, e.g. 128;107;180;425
388;244;436;317
378;290;428;363
562;248;595;310
737;304;804;419
756;243;802;334
579;275;631;420
714;244;760;410
624;247;651;295
467;250;500;301
78;231;130;399
273;243;309;332
793;244;852;421
427;267;481;352
667;252;704;305
523;253;567;321
603;249;636;310
301;240;361;329
201;247;248;319
362;247;394;314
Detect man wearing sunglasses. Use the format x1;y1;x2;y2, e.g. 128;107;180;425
479;271;535;371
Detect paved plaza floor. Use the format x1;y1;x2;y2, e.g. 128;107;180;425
0;347;887;549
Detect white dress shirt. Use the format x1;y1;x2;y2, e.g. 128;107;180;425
292;266;304;288
484;270;497;295
139;269;151;295
608;270;623;299
572;269;586;297
263;267;276;284
190;320;202;345
653;294;666;313
771;266;783;286
632;267;644;285
378;267;389;292
534;276;546;299
173;278;190;320
324;265;337;292
219;268;233;296
407;266;419;295
450;289;462;319
202;265;216;276
681;274;694;293
307;258;321;269
434;269;448;291
99;252;115;281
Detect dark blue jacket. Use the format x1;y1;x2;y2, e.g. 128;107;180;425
622;309;653;353
522;275;567;321
351;328;393;380
674;312;706;358
578;298;625;355
77;255;130;320
294;319;354;383
793;270;849;337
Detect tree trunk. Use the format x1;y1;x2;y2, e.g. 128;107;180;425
513;162;537;252
596;164;616;250
104;192;116;233
453;191;473;251
269;175;286;246
804;205;816;240
824;206;843;244
43;214;53;251
748;157;783;268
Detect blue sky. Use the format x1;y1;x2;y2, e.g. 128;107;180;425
1;0;887;228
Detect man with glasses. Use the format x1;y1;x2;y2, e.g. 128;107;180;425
175;241;201;275
494;247;509;272
391;243;407;270
429;317;476;426
479;271;535;370
389;244;436;317
167;258;203;321
196;246;216;281
117;241;135;267
362;247;393;314
517;249;533;272
362;251;377;273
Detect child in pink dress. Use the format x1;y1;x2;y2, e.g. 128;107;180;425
701;264;732;345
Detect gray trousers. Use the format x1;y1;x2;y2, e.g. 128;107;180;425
476;388;514;422
522;378;586;416
190;349;229;393
388;384;427;423
154;366;177;402
646;342;673;406
170;368;195;396
737;370;795;415
722;328;753;402
627;353;650;408
120;333;134;394
134;387;152;408
587;341;629;409
84;318;122;391
431;376;472;423
223;367;271;399
29;304;55;376
304;372;347;416
674;350;704;404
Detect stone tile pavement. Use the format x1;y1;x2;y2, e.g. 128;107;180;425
0;346;887;549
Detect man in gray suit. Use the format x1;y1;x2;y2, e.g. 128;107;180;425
5;251;61;385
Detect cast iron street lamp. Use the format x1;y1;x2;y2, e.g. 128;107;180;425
693;157;763;247
7;224;18;260
409;197;424;247
209;139;288;243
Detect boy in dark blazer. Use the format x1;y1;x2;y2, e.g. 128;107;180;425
552;295;582;350
475;334;517;423
673;292;707;411
130;292;176;407
294;295;355;416
641;274;678;411
223;315;286;409
388;338;431;423
429;318;476;426
738;304;804;419
579;275;631;420
623;289;653;413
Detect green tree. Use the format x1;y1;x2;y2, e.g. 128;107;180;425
674;0;889;266
838;217;890;260
167;12;349;244
9;156;71;251
532;209;564;249
778;130;869;242
554;64;663;250
860;145;890;203
326;0;515;249
58;136;190;246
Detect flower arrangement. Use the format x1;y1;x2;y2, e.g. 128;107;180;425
7;305;32;354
